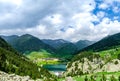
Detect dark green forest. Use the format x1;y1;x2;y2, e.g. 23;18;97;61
0;37;57;81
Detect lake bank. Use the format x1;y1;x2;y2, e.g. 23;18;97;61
43;64;66;76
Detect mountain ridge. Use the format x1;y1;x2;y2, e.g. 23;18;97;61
78;32;120;52
1;34;56;54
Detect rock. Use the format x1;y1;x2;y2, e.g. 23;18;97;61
0;71;43;81
65;77;75;81
65;57;120;76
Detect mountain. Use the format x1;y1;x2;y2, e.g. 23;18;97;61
0;37;56;80
42;39;69;49
2;34;95;57
56;42;78;56
1;34;56;54
80;32;120;52
42;39;94;56
65;32;120;77
1;35;19;46
75;40;95;50
42;39;78;56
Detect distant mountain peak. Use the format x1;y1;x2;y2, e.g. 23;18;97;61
80;32;120;52
1;34;56;54
20;34;33;38
75;40;95;50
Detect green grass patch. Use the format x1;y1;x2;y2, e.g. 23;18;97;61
58;72;120;81
96;46;120;60
26;49;52;60
25;49;61;65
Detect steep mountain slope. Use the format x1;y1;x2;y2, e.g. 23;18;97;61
1;35;19;46
80;32;120;52
2;34;95;58
0;37;56;80
75;40;95;50
42;39;70;49
1;34;56;54
42;39;94;56
56;42;78;55
65;32;120;77
42;39;78;57
0;36;17;52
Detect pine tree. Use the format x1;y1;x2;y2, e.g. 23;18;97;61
110;75;116;81
119;76;120;81
84;75;88;81
100;74;106;81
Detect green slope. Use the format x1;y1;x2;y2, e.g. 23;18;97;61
26;49;61;65
1;34;56;54
79;32;120;52
65;45;120;78
59;72;120;81
0;37;57;80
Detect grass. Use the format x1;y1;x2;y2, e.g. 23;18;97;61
58;47;120;81
36;59;60;66
58;72;120;81
75;72;120;81
26;49;52;60
25;49;61;65
96;46;120;60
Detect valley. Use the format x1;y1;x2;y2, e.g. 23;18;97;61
1;33;120;81
1;0;120;81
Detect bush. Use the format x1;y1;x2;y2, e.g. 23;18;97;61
84;76;88;81
118;76;120;81
110;75;117;81
102;74;107;81
114;60;119;65
117;54;120;60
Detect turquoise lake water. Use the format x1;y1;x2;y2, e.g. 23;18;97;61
43;64;66;71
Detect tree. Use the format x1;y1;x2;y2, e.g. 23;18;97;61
110;75;116;81
90;75;95;81
118;76;120;81
84;76;88;81
0;53;6;71
117;54;120;60
102;74;107;81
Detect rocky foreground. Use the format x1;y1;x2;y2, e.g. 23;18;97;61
0;71;42;81
65;57;120;76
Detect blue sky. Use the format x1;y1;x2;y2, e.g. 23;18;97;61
0;0;120;42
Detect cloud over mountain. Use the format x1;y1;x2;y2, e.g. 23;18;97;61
0;0;120;41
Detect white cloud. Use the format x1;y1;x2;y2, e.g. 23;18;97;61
99;3;108;9
0;0;22;6
113;7;119;13
43;14;62;25
97;11;105;18
0;0;120;42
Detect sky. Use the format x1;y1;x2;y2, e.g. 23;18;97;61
0;0;120;42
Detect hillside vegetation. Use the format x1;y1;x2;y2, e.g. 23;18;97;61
64;46;120;81
1;34;56;54
26;49;60;65
80;33;120;52
0;37;57;81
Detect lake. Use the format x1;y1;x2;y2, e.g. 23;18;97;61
43;64;66;76
43;64;66;71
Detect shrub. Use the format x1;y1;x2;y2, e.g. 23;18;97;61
110;75;116;81
114;60;119;65
84;76;88;81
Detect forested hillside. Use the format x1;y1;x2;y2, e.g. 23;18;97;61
80;33;120;52
0;37;56;81
1;34;56;54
